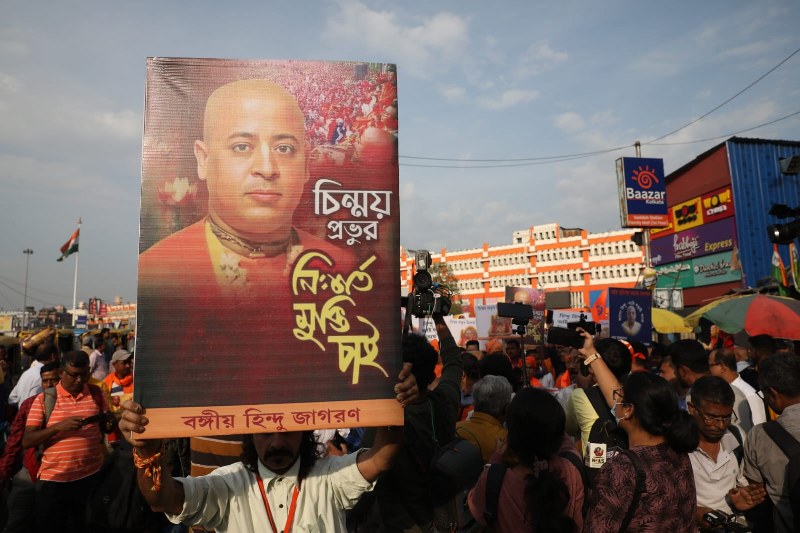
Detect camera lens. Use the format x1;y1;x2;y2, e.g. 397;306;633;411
413;270;433;291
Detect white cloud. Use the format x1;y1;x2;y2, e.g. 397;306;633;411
628;49;681;77
322;1;470;79
516;41;569;78
437;84;466;101
0;28;30;56
480;88;540;110
0;73;23;93
93;110;141;140
555;112;586;133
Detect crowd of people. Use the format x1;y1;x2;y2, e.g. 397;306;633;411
0;318;798;532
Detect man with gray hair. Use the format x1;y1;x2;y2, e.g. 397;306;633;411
456;375;512;462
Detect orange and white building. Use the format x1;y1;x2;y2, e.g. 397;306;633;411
401;223;645;313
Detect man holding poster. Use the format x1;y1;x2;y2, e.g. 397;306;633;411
136;58;400;436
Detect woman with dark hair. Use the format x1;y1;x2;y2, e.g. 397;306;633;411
467;387;583;532
578;331;699;532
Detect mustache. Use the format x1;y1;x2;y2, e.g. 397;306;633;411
262;448;295;460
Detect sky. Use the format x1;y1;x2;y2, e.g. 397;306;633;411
1;1;799;312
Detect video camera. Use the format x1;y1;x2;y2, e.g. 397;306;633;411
702;510;750;532
409;250;452;318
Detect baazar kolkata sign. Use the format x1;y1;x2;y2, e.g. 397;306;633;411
650;217;736;266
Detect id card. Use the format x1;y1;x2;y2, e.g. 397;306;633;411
586;442;607;469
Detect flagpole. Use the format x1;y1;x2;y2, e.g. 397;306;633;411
71;217;82;326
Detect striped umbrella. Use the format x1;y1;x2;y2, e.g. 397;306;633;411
684;294;800;339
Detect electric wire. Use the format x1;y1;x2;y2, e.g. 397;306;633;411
398;46;800;167
642;46;800;145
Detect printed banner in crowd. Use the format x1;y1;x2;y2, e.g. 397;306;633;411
504;287;546;345
136;58;401;437
475;304;512;354
411;315;478;348
607;288;653;345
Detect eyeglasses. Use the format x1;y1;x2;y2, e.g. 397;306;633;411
62;369;90;381
708;360;723;368
612;388;632;406
690;403;737;425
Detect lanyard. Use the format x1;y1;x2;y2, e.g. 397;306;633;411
256;473;299;533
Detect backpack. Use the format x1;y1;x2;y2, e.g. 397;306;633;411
762;421;800;533
85;445;162;533
584;386;628;490
427;400;484;508
447;463;507;533
429;436;485;507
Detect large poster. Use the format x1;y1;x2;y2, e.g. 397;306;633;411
607;288;653;345
136;58;401;437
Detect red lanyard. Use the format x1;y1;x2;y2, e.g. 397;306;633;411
256;473;299;533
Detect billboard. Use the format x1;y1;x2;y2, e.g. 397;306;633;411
655;250;742;289
616;157;669;228
607;288;652;345
136;58;401;437
650;217;736;266
651;185;734;241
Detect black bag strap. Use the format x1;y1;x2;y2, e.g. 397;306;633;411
727;424;744;465
559;450;590;517
483;463;507;525
456;426;484;460
763;421;800;462
618;450;646;533
586;386;612;423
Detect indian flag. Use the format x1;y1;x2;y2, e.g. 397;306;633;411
790;241;800;292
57;229;80;262
772;243;788;296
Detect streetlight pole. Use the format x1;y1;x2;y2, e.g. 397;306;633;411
23;248;33;330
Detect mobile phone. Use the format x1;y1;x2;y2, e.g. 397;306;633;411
80;413;103;426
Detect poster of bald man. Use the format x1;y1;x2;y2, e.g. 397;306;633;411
136;58;401;437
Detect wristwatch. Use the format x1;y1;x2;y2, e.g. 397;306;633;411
583;353;602;366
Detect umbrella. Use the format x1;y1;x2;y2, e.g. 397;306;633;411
651;308;693;334
684;294;800;339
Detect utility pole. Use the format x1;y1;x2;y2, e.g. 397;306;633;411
23;248;33;330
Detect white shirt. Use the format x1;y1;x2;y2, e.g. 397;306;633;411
690;431;748;515
89;349;108;381
732;375;767;427
8;360;43;407
168;452;374;532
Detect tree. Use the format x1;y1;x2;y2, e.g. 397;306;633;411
431;262;463;315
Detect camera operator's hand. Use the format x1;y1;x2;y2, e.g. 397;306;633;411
575;327;596;361
432;313;452;340
729;482;766;511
